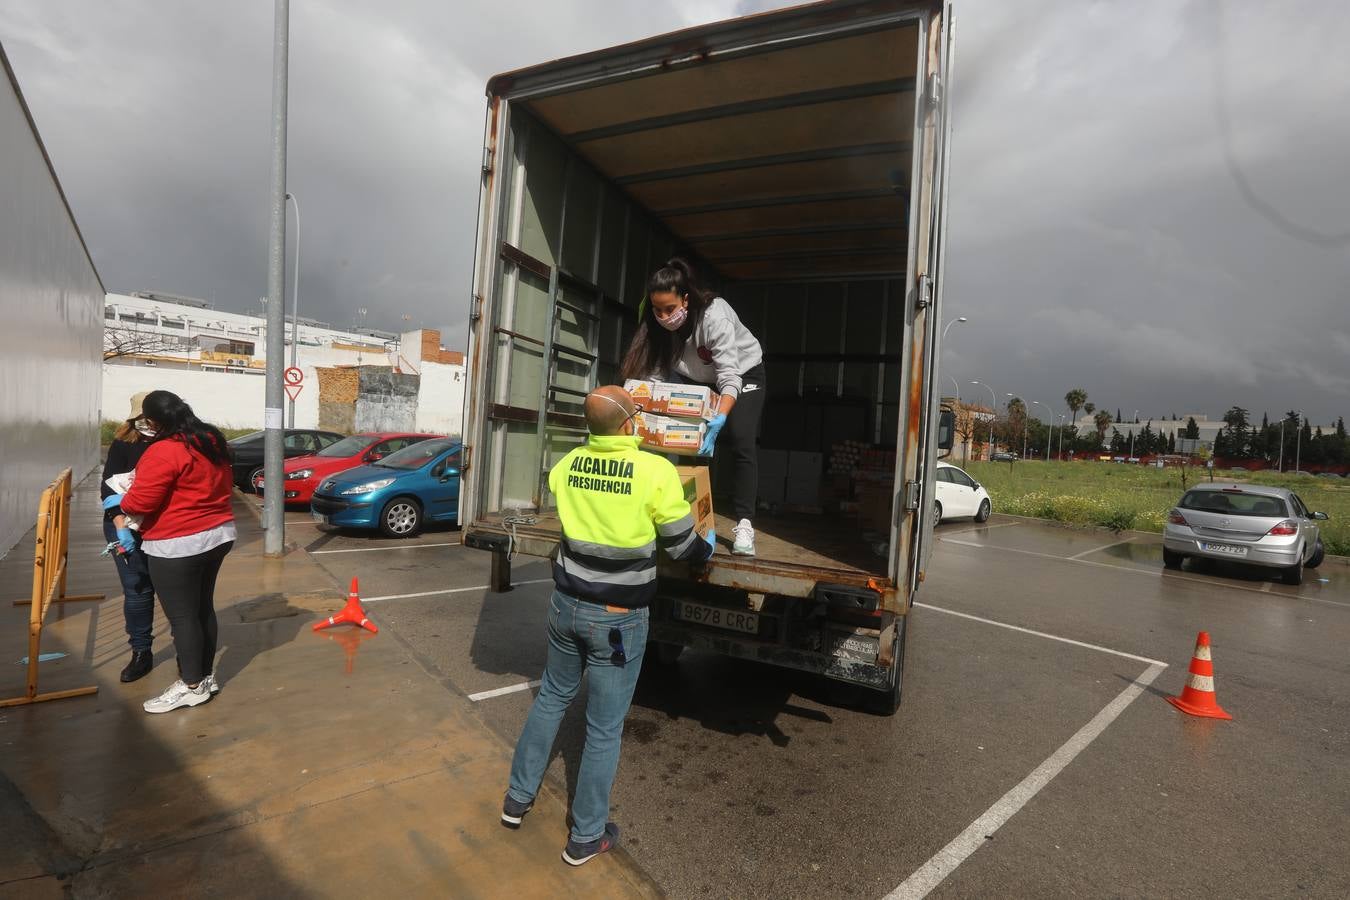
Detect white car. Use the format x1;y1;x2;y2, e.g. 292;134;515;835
934;462;992;525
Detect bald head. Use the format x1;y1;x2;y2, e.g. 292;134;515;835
585;386;637;436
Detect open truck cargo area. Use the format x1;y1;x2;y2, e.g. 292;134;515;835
460;0;953;713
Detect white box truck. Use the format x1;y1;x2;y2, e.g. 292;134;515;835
459;0;956;714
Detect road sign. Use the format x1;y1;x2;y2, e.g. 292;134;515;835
284;383;303;402
284;366;303;386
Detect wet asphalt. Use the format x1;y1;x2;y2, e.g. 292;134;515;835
265;499;1350;898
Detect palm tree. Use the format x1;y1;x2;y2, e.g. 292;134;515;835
1093;409;1113;446
1065;388;1088;428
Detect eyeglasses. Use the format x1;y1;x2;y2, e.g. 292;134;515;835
608;627;626;666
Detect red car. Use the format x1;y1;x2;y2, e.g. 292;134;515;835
254;432;442;506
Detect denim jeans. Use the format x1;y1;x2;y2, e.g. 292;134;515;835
102;517;155;652
508;589;649;843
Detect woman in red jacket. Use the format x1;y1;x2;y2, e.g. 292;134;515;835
108;390;236;714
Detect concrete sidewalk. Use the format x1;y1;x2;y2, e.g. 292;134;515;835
0;471;657;898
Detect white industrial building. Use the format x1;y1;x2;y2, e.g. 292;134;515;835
102;291;465;434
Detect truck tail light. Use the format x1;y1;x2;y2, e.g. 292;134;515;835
1267;520;1298;536
1167;510;1187;526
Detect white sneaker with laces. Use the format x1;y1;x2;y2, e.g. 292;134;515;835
205;674;220;694
732;518;756;556
143;678;212;714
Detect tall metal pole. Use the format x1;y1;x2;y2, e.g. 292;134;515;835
286;191;301;427
1295;414;1302;474
1029;400;1048;460
1057;414;1065;459
972;381;997;459
1278;419;1285;472
262;0;289;557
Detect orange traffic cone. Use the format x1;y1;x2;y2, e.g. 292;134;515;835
1166;631;1231;720
313;577;378;634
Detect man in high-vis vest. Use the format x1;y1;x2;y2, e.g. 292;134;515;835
502;385;714;866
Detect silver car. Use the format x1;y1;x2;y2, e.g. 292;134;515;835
1162;484;1328;585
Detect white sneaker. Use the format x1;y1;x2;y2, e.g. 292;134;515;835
204;673;220;694
143;678;212;714
732;519;756;556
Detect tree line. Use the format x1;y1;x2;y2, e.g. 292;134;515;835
966;388;1348;468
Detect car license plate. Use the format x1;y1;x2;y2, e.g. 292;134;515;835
312;512;328;525
1200;541;1247;557
671;600;758;635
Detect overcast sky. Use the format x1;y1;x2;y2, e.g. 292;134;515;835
4;1;1347;423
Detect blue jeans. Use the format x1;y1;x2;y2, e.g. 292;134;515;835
102;517;155;652
508;589;649;843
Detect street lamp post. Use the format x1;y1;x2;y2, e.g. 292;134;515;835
971;380;997;460
1129;409;1139;460
1056;414;1066;459
948;375;961;401
941;316;968;341
1028;399;1047;460
261;0;290;557
285;192;300;427
1295;413;1303;474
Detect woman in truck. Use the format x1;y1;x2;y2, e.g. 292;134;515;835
621;257;764;556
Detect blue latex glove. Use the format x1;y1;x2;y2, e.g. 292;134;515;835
102;494;125;511
115;526;137;554
699;415;727;456
703;528;717;556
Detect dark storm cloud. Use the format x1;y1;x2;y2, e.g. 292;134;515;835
4;1;1348;421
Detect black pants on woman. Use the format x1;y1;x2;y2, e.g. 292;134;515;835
146;542;233;685
718;363;765;520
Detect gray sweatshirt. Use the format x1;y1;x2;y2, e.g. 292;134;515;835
666;297;764;400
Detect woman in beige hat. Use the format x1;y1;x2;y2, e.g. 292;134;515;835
100;391;158;682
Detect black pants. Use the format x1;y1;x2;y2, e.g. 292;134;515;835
147;542;233;685
718;364;765;520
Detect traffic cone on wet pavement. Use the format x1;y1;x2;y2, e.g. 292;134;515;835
1166;631;1231;720
313;577;378;634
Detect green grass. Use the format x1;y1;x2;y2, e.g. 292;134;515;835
962;460;1350;557
100;420;259;445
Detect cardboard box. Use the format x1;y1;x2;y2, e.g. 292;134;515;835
625;379;720;421
785;450;823;506
758;448;789;504
675;465;716;538
854;470;893;532
635;410;705;456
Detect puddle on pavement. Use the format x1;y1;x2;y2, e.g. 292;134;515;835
317;627;375;674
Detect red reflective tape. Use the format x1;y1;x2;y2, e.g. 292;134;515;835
1188;658;1214;677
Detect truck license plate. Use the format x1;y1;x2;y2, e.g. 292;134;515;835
672;600;758;635
1200;541;1247;556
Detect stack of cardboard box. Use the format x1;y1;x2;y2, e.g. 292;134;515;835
625;379;719;457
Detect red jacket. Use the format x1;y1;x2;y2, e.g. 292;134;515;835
120;437;234;540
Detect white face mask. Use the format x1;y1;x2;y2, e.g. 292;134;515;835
135;422;158;438
657;305;688;332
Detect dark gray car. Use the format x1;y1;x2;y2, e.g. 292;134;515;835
1162;483;1328;585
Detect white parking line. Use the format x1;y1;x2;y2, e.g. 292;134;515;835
1068;537;1132;560
363;578;553;603
887;663;1167;899
468;680;542;702
914;602;1167;667
311;541;460;554
939;537;1350;609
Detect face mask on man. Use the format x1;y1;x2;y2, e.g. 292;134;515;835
657;305;688;331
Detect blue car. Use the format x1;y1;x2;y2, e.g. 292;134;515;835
310;438;461;537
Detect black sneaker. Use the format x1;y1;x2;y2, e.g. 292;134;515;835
120;650;153;683
501;794;533;829
562;823;620;867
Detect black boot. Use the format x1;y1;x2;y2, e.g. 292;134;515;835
120;650;153;683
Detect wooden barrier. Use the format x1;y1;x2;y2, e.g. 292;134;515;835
2;468;104;708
